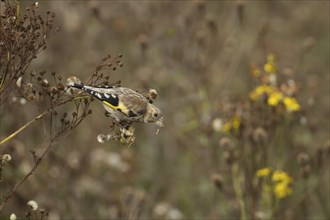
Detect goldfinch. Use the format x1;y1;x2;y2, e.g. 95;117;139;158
66;82;164;127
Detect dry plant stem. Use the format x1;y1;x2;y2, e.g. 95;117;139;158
0;139;54;211
0;97;79;147
0;110;49;146
15;0;20;21
0;95;90;210
232;163;247;220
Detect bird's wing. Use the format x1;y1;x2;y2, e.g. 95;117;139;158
72;84;148;118
100;92;147;118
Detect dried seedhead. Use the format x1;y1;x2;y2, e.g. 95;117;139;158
0;1;126;211
0;0;58;104
211;173;224;192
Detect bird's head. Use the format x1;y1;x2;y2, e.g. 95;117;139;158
144;103;164;127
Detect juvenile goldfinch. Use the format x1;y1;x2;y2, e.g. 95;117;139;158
66;82;164;127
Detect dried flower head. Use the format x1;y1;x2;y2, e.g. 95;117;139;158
211;173;223;192
2;154;12;162
137;34;148;51
9;213;17;220
212;118;223;132
97;134;112;144
27;200;38;211
16;76;23;88
300;164;311;178
218;137;234;151
65;76;82;96
253;127;268;143
148;88;158;100
297;152;310;166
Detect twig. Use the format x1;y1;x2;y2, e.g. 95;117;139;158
0;139;54;211
0;110;50;146
0;96;78;147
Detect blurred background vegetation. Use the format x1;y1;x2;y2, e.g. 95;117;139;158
1;0;329;219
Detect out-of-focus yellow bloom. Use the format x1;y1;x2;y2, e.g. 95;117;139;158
249;82;300;113
257;168;294;199
257;85;274;94
283;97;300;112
251;66;261;77
273;181;293;199
264;63;277;74
256;167;271;177
249;85;274;101
223;122;232;133
267;91;283;106
249;90;259;101
222;116;241;133
264;54;277;74
272;170;293;183
232;116;240;130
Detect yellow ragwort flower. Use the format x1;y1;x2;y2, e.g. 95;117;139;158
231;116;241;130
283;97;300;112
273;181;293;199
272;170;293;199
249;85;275;101
256;167;271;177
264;63;277;74
272;170;293;183
251;66;261;78
249;91;258;101
222;117;240;134
267;91;283;106
264;54;277;74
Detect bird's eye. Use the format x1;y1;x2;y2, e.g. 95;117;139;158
153;113;158;117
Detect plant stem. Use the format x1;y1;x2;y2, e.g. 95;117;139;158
0;110;49;146
232;163;247;220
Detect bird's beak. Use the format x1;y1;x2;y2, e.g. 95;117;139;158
155;117;164;127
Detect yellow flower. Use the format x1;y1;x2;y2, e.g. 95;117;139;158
283;97;300;112
249;85;274;101
232;117;241;130
264;63;277;74
257;168;293;199
257;85;274;94
223;122;232;133
272;170;293;183
251;66;261;77
272;170;293;199
222;116;240;133
249;90;259;101
267;91;283;106
273;181;293;199
256;167;271;177
264;54;277;74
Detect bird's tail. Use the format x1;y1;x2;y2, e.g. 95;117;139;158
67;81;84;89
